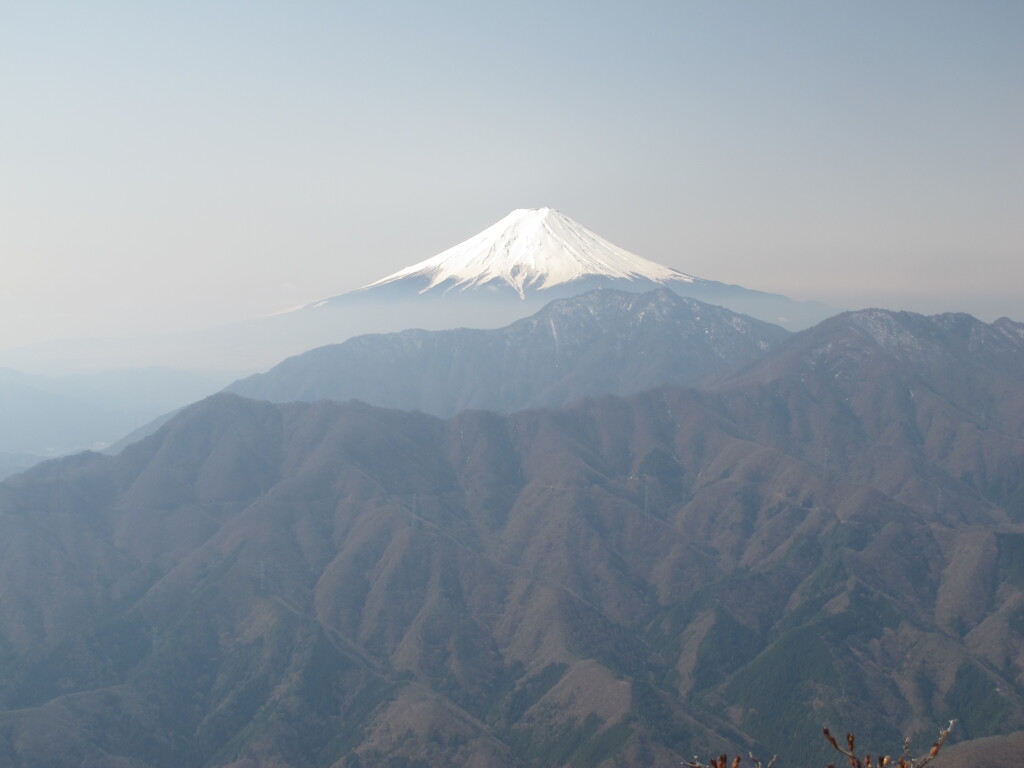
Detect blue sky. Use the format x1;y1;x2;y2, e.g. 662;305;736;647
2;1;1021;349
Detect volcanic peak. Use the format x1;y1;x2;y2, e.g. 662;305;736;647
359;207;698;299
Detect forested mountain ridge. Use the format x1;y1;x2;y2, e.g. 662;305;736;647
0;309;1021;767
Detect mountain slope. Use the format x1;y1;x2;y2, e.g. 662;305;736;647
712;310;1024;525
1;309;1022;766
227;288;789;416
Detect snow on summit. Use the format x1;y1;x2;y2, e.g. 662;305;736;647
359;207;698;298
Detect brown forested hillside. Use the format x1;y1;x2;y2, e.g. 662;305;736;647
0;309;1021;767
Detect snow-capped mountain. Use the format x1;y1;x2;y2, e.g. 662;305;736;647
0;208;835;374
356;207;698;298
329;207;834;330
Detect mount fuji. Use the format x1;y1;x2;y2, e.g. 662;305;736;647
356;207;694;299
0;208;834;374
311;207;834;331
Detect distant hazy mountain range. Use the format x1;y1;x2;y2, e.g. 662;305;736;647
0;207;835;374
227;288;790;415
2;289;789;475
102;288;788;467
1;305;1021;766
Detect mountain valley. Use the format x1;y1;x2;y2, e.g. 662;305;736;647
0;367;236;479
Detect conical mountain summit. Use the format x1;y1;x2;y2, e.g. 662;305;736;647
358;207;700;298
336;207;835;331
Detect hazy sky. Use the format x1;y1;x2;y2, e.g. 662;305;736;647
3;1;1022;351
